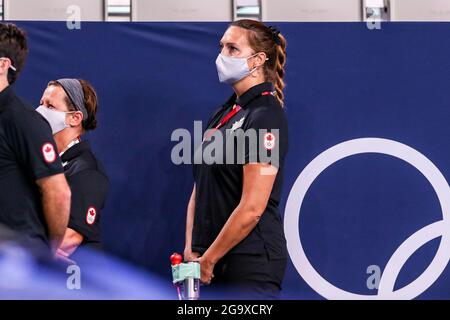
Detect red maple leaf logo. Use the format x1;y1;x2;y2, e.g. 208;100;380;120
89;209;95;216
266;134;273;141
45;146;52;153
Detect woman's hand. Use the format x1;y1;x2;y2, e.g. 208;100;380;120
183;249;200;262
196;255;216;285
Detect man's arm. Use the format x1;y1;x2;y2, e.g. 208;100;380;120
36;173;71;253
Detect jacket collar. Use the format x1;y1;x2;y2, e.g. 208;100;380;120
235;82;274;108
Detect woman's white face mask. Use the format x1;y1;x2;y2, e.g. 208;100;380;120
35;105;75;135
215;52;260;85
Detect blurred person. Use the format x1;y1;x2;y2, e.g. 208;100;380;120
0;23;71;254
36;79;109;259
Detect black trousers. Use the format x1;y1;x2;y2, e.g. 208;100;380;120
201;252;287;300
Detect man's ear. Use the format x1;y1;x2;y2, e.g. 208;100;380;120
67;111;83;127
0;59;9;79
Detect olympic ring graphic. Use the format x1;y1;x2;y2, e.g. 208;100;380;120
284;138;450;300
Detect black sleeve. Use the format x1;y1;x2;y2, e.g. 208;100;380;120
242;105;288;169
67;170;109;242
5;109;64;180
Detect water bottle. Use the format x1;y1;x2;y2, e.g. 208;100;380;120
170;253;200;300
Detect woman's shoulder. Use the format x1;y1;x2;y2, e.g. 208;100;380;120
244;100;287;129
64;143;108;181
65;160;109;191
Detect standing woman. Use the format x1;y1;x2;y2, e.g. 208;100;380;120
36;79;109;259
184;20;288;299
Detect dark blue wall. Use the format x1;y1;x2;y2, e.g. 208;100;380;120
12;22;450;299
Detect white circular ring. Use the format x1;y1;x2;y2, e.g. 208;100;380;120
284;138;450;300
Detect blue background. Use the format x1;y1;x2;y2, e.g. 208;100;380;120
12;22;450;299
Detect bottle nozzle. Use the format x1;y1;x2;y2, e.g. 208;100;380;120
170;253;183;266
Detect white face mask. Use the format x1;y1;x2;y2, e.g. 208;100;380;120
35;106;74;134
215;52;260;85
